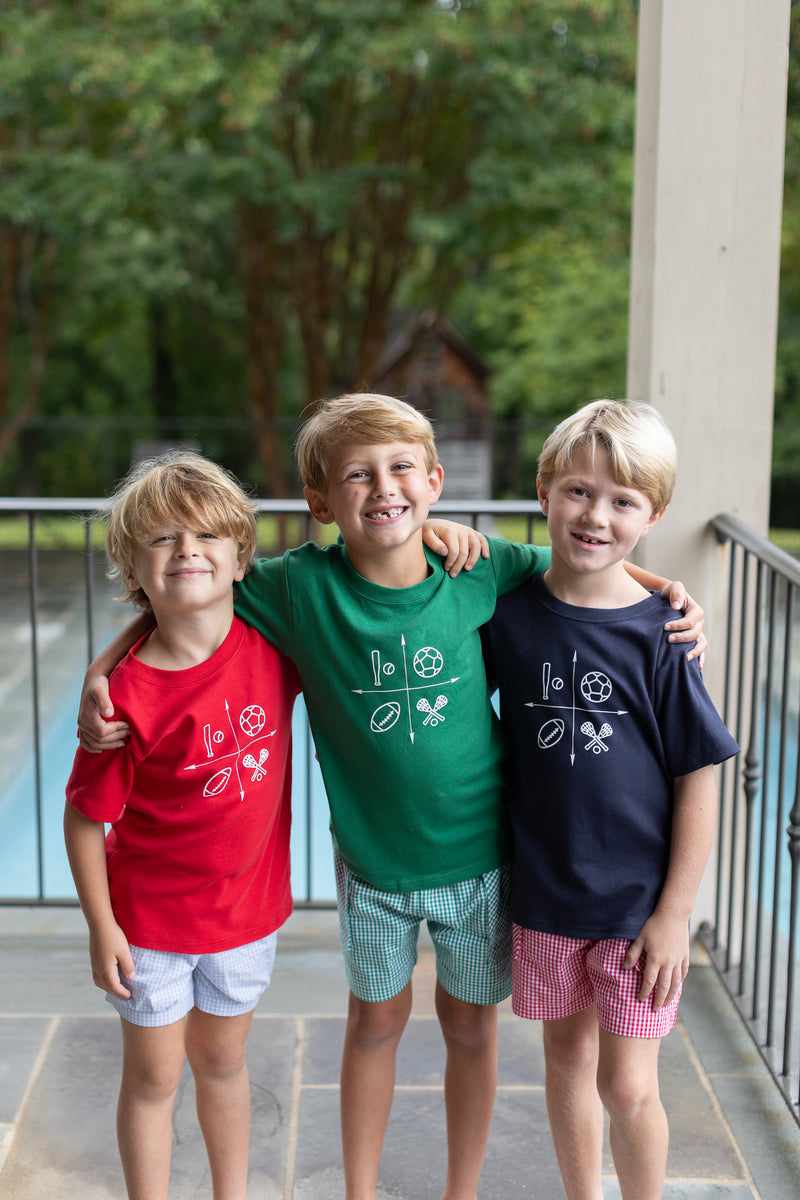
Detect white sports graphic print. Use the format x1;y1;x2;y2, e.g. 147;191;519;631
353;635;459;743
526;653;628;765
183;700;276;800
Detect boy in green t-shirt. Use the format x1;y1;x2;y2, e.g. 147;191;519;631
79;394;703;1200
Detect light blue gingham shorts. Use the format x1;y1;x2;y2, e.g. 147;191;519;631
106;932;278;1027
334;851;511;1005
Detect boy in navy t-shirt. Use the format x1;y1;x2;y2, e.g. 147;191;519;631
483;400;738;1200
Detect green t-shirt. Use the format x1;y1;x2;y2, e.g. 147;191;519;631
234;536;550;892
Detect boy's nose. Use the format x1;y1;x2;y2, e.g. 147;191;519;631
584;500;609;526
372;472;395;497
174;533;198;554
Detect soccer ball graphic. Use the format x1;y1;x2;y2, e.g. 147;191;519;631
413;646;444;678
580;672;612;705
239;704;266;737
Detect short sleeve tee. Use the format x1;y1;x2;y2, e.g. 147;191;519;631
66;618;300;953
234;536;550;892
483;575;739;939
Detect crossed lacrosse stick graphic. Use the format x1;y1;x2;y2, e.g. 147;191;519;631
416;695;448;726
243;747;269;780
581;721;613;753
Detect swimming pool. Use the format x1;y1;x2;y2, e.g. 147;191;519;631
0;687;336;904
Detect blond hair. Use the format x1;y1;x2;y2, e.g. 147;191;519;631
538;399;677;514
104;452;259;611
296;393;438;494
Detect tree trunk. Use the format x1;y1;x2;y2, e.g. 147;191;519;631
236;200;289;497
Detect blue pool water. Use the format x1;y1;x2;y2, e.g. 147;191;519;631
1;679;795;945
0;688;336;903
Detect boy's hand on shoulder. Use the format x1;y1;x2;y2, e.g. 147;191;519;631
661;581;707;667
77;673;129;752
422;519;490;577
623;909;690;1009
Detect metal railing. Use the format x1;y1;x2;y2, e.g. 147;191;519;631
0;497;544;908
5;497;798;1121
703;513;800;1125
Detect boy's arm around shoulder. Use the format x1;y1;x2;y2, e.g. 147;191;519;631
422;518;489;576
77;611;153;751
423;522;550;589
623;764;718;1008
626;561;706;663
233;550;303;652
482;536;551;594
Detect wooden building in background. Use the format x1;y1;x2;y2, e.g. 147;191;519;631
368;309;493;499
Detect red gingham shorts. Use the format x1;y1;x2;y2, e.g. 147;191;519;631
511;925;681;1039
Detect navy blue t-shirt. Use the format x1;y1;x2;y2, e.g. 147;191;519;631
483;574;739;940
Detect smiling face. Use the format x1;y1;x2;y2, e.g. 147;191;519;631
538;445;664;589
126;528;246;619
304;440;444;580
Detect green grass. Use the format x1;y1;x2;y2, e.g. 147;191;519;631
0;511;795;556
0;514;105;550
768;528;800;556
0;512;330;553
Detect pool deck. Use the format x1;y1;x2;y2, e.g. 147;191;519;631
1;906;799;1200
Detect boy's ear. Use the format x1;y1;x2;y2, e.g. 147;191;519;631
641;506;668;538
536;476;549;513
427;463;445;506
304;485;335;526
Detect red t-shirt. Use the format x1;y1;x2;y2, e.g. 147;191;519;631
66;617;299;953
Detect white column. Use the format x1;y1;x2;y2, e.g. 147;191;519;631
627;2;790;926
628;0;790;599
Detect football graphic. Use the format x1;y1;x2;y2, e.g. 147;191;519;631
203;766;232;796
538;718;565;750
370;701;402;732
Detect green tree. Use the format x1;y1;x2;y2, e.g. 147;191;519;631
773;1;800;524
1;0;640;497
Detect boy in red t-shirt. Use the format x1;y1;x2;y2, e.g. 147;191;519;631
64;452;300;1200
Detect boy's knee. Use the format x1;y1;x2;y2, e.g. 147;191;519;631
436;992;497;1052
123;1057;184;1100
596;1066;659;1122
186;1041;247;1081
543;1020;598;1076
346;992;410;1049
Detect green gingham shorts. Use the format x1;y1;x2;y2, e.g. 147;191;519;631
334;851;512;1005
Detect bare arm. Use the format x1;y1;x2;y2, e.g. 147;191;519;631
63;803;135;998
422;519;490;576
623;764;718;1008
77;612;154;751
625;562;706;664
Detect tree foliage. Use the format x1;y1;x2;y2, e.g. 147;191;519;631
0;0;644;495
772;1;800;523
4;1;796;507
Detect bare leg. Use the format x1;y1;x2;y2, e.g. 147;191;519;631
340;985;412;1200
596;1030;667;1200
541;1008;604;1200
185;1008;254;1200
116;1017;187;1200
435;982;498;1200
